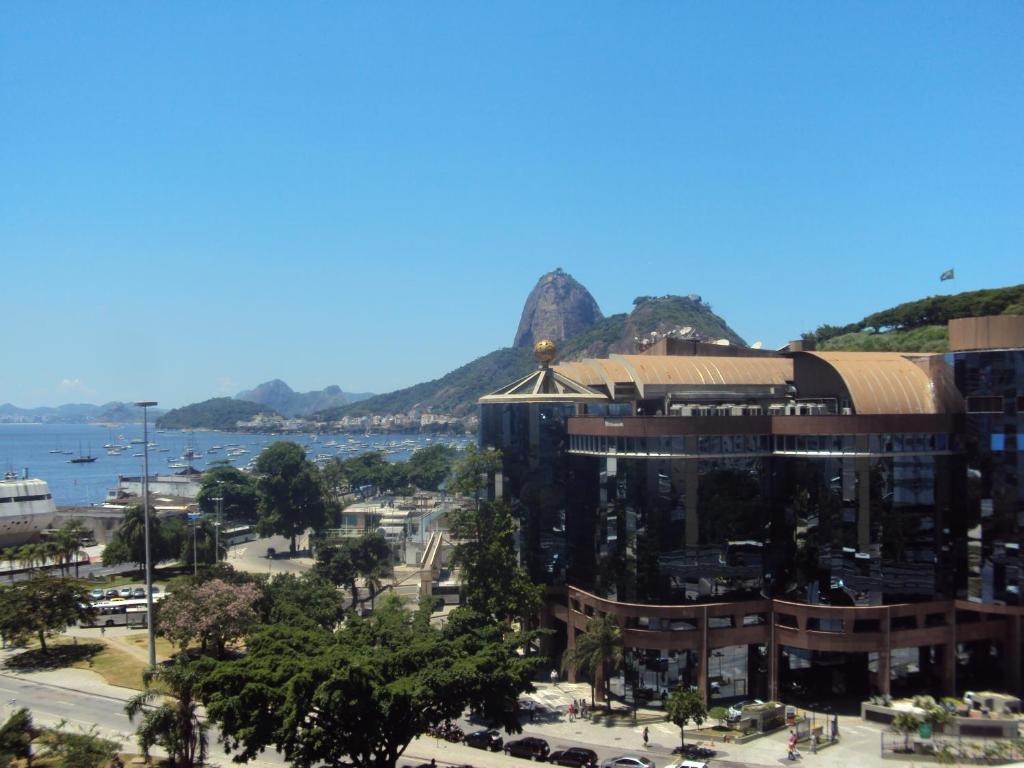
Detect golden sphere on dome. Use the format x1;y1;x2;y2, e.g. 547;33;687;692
534;339;557;365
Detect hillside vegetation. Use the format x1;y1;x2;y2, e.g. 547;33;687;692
318;294;744;419
157;398;278;430
810;284;1024;352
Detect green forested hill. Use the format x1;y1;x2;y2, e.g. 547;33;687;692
811;284;1024;352
157;398;278;430
317;294;744;419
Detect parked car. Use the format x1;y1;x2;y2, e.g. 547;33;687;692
150;585;161;594
105;588;118;599
465;729;503;751
89;589;104;601
504;737;550;760
131;588;146;598
549;748;598;768
727;699;764;722
118;587;133;598
602;757;655;768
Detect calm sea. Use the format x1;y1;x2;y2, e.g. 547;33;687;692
0;423;468;507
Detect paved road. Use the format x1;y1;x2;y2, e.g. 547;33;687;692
0;670;287;766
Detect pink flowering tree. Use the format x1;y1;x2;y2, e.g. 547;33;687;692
158;579;260;658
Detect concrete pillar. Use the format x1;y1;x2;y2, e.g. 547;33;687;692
566;618;578;683
877;607;891;695
941;612;957;696
1008;615;1022;697
698;606;709;703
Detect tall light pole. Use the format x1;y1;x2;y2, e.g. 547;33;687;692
135;401;158;669
213;479;224;562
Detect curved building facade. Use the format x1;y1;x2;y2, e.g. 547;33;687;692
480;324;1023;705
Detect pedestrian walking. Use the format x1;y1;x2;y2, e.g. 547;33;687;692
642;726;649;749
100;625;106;636
568;702;576;722
550;668;559;686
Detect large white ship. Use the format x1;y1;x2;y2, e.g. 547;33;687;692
0;471;57;548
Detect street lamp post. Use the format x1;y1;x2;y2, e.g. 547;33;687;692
192;516;199;577
134;400;158;669
213;484;224;562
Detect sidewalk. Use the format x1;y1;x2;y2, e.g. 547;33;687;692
518;682;892;768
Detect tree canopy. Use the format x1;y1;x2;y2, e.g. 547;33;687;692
254;441;328;552
665;688;707;747
405;444;457;491
0;575;94;653
197;594;537;768
196;464;259;521
101;505;183;570
158;578;260;658
808;283;1024;345
313;532;394;610
446;447;541;625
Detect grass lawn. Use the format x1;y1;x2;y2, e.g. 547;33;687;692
121;631;177;659
3;635;174;691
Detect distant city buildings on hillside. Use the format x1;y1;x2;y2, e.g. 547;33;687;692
234;410;477;434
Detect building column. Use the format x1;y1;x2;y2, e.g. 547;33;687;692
698;606;709;703
1008;615;1022;697
877;607;891;696
768;604;779;702
566;617;578;683
941;612;957;696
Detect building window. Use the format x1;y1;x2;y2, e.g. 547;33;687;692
966;396;1004;413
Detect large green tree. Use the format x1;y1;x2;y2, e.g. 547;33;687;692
101;505;179;570
314;533;393;610
263;572;347;630
196;464;259;521
447;446;540;625
0;575;94;653
254;442;328;553
197;594;537;768
126;653;208;768
405;444;457;491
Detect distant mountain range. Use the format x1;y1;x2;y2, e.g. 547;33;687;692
155;398;277;431
235;379;374;417
0;401;167;424
317;270;746;419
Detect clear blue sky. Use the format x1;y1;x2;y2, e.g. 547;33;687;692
2;3;1021;408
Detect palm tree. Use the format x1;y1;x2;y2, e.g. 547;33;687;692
17;543;42;574
55;519;89;577
126;653;208;768
2;547;18;581
561;614;624;709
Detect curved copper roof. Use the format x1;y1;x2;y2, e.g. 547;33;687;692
556;355;792;398
801;351;949;415
554;359;632;391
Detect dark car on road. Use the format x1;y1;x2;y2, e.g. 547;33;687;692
504;737;550;760
549;748;598;768
465;729;503;751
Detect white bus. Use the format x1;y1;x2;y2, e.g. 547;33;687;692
82;595;166;628
223;524;258;546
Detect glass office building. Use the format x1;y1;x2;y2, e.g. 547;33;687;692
480;318;1024;703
